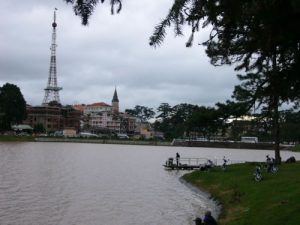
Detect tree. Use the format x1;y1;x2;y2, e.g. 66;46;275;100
155;103;201;139
125;105;155;122
156;103;172;120
150;0;300;163
34;123;46;134
187;106;222;139
0;83;27;131
280;110;300;143
215;100;250;136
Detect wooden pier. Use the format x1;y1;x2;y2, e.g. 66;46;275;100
163;157;214;170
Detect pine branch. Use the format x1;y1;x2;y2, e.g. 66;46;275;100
149;19;171;47
149;0;190;47
63;0;122;25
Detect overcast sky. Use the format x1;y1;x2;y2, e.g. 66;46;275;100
0;0;239;111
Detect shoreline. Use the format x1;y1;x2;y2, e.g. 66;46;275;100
180;176;222;220
182;162;300;225
34;137;171;146
0;136;295;151
35;137;294;151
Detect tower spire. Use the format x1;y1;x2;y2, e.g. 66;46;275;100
42;8;62;106
112;86;119;103
112;87;119;114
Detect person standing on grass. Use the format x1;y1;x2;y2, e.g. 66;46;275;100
203;211;218;225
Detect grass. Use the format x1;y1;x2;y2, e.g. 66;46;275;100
0;135;35;142
292;145;300;152
183;162;300;225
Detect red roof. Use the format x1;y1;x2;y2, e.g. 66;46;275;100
73;104;86;112
89;102;111;107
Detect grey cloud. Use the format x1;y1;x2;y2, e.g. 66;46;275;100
1;0;239;110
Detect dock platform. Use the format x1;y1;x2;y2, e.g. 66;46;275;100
163;157;214;170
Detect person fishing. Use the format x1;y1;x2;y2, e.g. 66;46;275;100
176;152;180;166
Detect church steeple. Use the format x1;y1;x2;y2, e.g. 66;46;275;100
112;87;119;114
112;87;119;103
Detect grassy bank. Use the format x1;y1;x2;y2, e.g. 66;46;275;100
183;162;300;225
292;145;300;152
0;135;35;142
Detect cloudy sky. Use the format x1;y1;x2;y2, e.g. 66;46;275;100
0;0;239;111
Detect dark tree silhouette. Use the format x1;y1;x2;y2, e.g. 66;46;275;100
125;105;155;122
0;83;27;131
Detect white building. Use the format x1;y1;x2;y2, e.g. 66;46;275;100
78;89;121;132
84;102;112;115
87;111;120;132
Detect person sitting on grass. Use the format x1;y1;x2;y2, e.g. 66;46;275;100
203;210;218;225
194;217;203;225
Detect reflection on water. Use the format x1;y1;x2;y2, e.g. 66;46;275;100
0;142;298;225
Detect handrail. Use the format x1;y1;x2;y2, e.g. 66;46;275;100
169;157;245;166
175;157;211;165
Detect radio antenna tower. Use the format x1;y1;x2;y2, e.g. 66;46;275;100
42;8;62;105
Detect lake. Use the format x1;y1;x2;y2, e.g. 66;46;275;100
0;142;299;225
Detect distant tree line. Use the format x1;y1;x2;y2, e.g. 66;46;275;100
1;81;299;145
125;103;300;143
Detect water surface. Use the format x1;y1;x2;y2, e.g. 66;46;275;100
0;142;298;225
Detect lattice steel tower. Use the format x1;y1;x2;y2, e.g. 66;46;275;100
42;8;62;105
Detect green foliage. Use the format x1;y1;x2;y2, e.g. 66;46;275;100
188;106;221;138
292;145;300;152
0;135;34;142
154;103;197;139
125;105;155;122
183;162;300;225
156;103;172;120
0;83;27;131
155;103;238;139
280;110;300;143
33;123;46;133
215;101;249;120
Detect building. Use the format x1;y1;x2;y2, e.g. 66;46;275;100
75;88;150;136
77;89;123;133
84;102;112;115
24;105;81;133
63;127;77;137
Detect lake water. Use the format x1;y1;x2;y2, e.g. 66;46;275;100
0;142;299;225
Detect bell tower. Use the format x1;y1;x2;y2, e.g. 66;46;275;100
112;87;119;114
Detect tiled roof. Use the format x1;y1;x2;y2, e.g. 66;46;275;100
73;104;87;111
89;102;111;107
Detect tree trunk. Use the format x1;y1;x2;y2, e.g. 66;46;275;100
273;100;281;164
272;51;281;164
